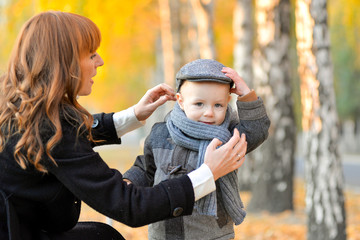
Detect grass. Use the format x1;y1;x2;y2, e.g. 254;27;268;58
79;145;360;240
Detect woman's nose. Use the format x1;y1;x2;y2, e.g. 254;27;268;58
96;55;104;67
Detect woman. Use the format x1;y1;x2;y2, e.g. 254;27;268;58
0;11;247;239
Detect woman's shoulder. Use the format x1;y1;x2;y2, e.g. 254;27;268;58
39;109;82;140
60;105;84;128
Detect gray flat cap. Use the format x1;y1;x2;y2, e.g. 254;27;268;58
176;59;233;91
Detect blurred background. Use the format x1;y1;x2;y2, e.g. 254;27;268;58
0;0;359;239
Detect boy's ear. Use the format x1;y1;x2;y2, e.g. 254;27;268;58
176;93;185;110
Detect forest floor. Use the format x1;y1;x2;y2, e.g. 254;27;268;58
79;146;360;240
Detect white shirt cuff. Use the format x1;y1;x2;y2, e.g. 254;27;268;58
188;164;216;201
113;107;145;138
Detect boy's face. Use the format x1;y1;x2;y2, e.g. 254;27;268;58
177;81;231;125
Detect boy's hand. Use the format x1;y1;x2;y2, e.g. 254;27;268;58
123;179;132;185
221;67;251;96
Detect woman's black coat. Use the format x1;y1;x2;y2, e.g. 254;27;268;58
0;112;194;239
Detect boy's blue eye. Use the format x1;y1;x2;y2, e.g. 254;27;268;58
195;102;203;107
215;104;223;108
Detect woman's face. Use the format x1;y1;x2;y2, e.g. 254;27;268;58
78;52;104;96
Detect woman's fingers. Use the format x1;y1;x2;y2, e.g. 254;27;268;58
226;127;241;148
147;84;176;108
158;83;176;98
232;131;247;160
207;137;223;150
134;84;176;121
150;83;176;102
204;129;248;180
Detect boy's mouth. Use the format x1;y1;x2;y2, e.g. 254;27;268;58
200;121;214;125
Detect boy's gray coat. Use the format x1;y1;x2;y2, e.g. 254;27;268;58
124;98;270;240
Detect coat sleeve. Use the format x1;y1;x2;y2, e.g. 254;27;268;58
122;154;155;187
235;97;271;153
48;119;194;228
90;113;121;147
123;123;165;187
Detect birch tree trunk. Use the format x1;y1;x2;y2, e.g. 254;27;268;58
153;0;215;124
153;0;178;122
233;0;254;87
155;0;189;122
189;0;216;59
247;0;296;213
159;0;177;88
233;0;255;191
158;0;215;86
295;0;347;239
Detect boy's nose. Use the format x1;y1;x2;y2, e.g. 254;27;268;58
204;107;214;117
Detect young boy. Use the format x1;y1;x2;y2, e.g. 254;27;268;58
124;59;270;240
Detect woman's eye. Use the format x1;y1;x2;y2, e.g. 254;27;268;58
90;54;97;59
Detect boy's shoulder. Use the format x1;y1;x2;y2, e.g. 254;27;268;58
148;121;170;139
145;122;173;149
151;121;168;132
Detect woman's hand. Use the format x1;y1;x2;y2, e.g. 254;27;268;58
204;128;247;181
134;83;176;121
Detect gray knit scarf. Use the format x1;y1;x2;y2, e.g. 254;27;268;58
166;102;246;225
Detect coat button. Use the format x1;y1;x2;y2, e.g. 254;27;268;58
172;207;183;217
92;119;99;128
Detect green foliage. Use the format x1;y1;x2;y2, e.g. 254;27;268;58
329;0;360;121
332;42;360;120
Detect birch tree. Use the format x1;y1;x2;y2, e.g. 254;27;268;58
154;0;215;123
247;0;296;213
158;0;216;89
233;0;254;87
233;0;255;190
295;0;347;239
152;0;184;122
189;0;216;59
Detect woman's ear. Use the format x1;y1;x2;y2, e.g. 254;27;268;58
176;93;185;110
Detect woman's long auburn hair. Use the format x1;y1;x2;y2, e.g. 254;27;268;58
0;11;101;172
